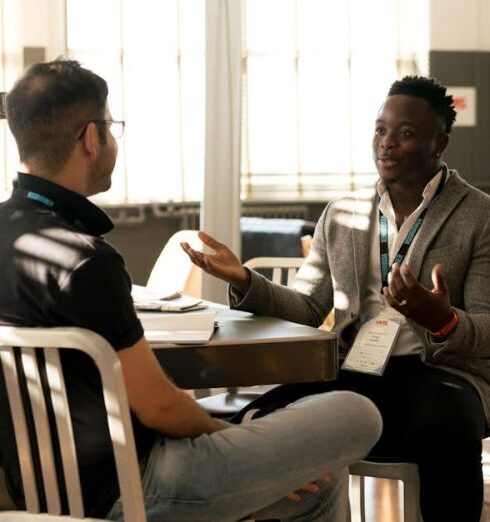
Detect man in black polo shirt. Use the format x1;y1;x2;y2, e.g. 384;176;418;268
0;59;381;521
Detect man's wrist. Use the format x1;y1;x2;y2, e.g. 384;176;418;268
232;267;251;296
429;309;458;339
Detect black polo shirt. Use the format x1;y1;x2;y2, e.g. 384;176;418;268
0;173;155;517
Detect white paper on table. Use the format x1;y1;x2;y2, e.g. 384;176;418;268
139;310;216;344
132;284;206;312
132;284;181;301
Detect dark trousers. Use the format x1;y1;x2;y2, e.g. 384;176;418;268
233;356;486;522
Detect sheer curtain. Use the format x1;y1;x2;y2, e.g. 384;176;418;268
0;0;428;205
66;0;205;205
241;0;429;201
0;0;22;200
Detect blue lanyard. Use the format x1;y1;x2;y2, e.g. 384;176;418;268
22;190;87;232
379;211;425;288
379;168;447;289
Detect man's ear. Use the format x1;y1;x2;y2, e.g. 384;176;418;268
435;132;449;156
81;122;98;160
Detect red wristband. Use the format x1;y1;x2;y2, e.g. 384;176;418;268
430;309;458;339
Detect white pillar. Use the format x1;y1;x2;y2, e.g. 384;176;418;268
201;0;241;303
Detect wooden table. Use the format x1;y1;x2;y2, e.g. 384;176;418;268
151;308;337;389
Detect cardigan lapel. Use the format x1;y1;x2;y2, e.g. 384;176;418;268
350;188;377;313
408;171;469;280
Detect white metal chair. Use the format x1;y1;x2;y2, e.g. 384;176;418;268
146;230;203;298
0;466;15;511
243;256;304;286
0;326;146;522
349;460;422;522
349;458;489;522
197;257;304;415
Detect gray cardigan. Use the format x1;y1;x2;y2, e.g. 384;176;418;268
231;171;490;425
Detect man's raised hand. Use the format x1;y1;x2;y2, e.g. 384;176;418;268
181;231;251;294
383;262;453;332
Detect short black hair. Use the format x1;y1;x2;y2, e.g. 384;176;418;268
388;76;457;134
6;58;108;172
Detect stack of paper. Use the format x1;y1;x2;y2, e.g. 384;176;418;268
132;284;206;312
139;310;216;344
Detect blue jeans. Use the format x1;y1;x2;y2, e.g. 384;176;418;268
107;391;382;521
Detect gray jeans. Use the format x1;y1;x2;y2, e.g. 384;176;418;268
107;391;382;521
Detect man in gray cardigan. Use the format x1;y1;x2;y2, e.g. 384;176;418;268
183;76;490;522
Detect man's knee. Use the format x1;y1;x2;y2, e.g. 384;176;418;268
297;390;383;457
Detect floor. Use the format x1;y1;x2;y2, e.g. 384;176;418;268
348;439;490;521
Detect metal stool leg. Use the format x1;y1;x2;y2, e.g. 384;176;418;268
359;475;366;522
402;468;422;522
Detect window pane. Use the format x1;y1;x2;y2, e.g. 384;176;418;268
67;0;205;204
67;0;121;52
122;0;177;51
350;0;398;60
123;55;181;202
180;0;205;53
298;57;350;174
246;57;296;173
298;0;349;55
246;0;295;54
180;54;205;201
350;59;398;174
0;0;23;201
242;0;429;199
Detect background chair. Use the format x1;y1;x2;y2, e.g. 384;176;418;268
244;256;304;286
0;326;146;522
197;256;304;416
146;230;203;298
349;460;422;522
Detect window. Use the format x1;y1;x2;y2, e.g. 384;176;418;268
241;0;429;200
66;0;205;205
0;0;22;201
0;0;428;204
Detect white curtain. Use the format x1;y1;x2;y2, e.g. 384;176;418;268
0;0;22;198
66;0;206;205
200;0;242;303
241;0;429;201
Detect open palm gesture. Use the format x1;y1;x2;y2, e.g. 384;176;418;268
181;231;250;294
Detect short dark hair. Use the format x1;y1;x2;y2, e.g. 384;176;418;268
6;58;108;172
388;76;457;134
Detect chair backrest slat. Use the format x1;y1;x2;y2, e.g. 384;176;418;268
0;347;39;513
271;267;282;285
94;349;146;522
43;349;84;517
20;348;61;515
287;267;297;287
244;257;304;288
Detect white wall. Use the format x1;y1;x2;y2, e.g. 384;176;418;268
430;0;490;51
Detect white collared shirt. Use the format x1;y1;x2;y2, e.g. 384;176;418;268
360;169;447;356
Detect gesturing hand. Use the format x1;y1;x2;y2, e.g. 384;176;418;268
383;263;453;332
181;231;251;294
